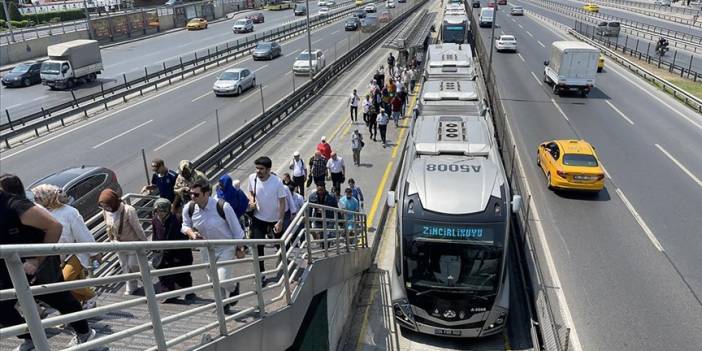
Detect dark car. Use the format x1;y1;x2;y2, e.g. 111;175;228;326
28;166;123;220
246;12;265;23
345;17;361;31
294;3;307;15
497;0;506;5
472;0;480;8
352;9;367;18
1;61;42;87
360;15;379;32
253;41;283;60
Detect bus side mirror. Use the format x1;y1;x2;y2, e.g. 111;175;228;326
511;195;522;213
543;60;549;66
387;191;396;208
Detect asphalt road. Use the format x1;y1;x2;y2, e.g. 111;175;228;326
0;1;342;123
474;3;702;350
0;0;411;198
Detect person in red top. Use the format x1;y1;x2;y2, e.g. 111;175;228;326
317;136;332;160
391;95;403;127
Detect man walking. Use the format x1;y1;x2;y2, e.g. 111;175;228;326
309;151;328;187
377;108;390;147
317;136;332;160
326;152;346;197
387;52;396;74
367;104;378;141
181;180;245;315
351;130;364;166
391;94;403;127
349;89;360;123
288;151;307;196
142;158;178;202
362;94;372;127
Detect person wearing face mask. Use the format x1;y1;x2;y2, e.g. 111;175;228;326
99;189;147;295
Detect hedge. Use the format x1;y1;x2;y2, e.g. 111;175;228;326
22;10;86;24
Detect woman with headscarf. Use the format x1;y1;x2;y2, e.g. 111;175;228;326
174;160;208;207
151;198;194;302
215;175;249;221
98;189;147;295
32;184;100;309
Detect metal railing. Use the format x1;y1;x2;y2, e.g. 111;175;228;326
0;202;368;351
588;0;702;26
0;0;361;147
596;0;702;16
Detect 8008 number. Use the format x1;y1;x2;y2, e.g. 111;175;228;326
426;164;481;172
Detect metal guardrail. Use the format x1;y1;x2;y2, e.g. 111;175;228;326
589;0;702;27
0;1;360;147
0;202;368;351
597;0;702;16
569;27;702;113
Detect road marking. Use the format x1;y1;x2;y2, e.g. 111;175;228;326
366;161;394;231
550;98;569;120
531;71;543;86
518;23;524;28
285;50;300;57
241;85;267;102
537;40;545;47
192;91;211;102
517;52;526;62
526;30;533;37
615;188;664;251
312;38;324;44
512;18;516;22
655;143;702;188
601;164;612;180
5;103;22;109
154;120;207;152
253;64;269;73
604;100;634;125
92;119;153;149
330;30;340;35
32;96;49;101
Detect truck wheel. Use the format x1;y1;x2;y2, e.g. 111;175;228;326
66;79;74;90
88;73;97;82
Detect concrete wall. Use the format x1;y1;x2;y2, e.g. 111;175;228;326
0;30;90;66
327;274;363;351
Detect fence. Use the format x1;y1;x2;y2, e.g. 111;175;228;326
596;0;702;16
588;0;702;26
0;201;368;351
574;20;700;82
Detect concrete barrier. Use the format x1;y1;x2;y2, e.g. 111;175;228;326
0;30;90;66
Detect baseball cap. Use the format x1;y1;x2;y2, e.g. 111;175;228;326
293;151;300;157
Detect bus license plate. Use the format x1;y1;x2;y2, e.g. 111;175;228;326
434;328;461;336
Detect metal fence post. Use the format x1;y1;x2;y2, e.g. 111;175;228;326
322;208;328;257
305;213;313;264
251;247;267;316
135;250;168;351
279;240;293;304
5;110;13;131
259;84;265;115
5;254;51;350
206;247;229;336
670;50;677;72
216;109;221;144
334;211;340;255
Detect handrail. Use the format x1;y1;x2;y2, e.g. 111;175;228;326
0;201;368;351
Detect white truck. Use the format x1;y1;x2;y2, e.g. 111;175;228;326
41;40;103;90
543;41;599;96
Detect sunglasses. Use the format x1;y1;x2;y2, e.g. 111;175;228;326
190;192;202;198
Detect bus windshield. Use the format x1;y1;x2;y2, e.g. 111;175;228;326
404;239;501;292
442;24;466;44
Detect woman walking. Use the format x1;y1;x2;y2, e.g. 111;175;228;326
151;198;194;302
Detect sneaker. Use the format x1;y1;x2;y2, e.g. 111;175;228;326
68;328;96;347
13;339;35;351
185;293;197;301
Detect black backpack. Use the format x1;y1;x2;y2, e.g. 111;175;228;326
188;198;226;220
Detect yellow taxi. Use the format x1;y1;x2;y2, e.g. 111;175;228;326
186;17;208;30
597;53;605;72
355;0;365;5
582;3;599;12
537;140;605;192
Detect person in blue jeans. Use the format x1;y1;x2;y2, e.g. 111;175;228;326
339;187;360;234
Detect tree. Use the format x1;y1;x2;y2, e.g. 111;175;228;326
1;0;23;21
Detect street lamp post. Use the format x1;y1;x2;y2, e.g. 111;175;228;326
486;4;497;83
305;0;314;80
1;0;16;43
82;0;93;39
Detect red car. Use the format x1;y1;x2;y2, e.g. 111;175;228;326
246;12;265;23
497;0;507;4
487;1;495;7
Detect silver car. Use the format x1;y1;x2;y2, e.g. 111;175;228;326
213;68;256;96
232;18;254;33
510;5;524;15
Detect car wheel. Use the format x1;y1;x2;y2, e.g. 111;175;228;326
552;84;559;95
546;172;553;190
22;78;31;87
536;153;541;167
252;78;256;88
237;86;242;95
269;53;273;60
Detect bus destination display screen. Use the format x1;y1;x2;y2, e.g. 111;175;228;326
415;224;495;243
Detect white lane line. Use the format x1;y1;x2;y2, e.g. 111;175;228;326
526;30;533;37
537;40;546;47
518;23;524;28
550;98;569;121
511;18;516;22
604;100;634;125
154;120;207;152
285;50;300;57
253;64;269;72
5;103;22;109
32;96;49;101
330;30;340;35
608;64;702;131
655;143;702;188
312;38;324;44
191;91;211;102
517;53;526;62
531;71;543;86
601;164;612;180
241;85;267;102
615;188;664;252
92;119;152;149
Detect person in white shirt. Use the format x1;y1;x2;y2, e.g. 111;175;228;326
288;151;307;196
247;156;287;280
349;89;360;123
181;180;244;314
362;95;372;127
32;184;100;309
326;152;346;197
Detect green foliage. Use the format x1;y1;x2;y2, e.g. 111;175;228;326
22;10;86;24
1;0;23;21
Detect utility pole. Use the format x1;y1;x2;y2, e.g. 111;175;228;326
1;0;16;43
304;0;314;80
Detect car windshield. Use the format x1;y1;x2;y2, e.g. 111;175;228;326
500;36;515;41
219;72;240;80
563;154;598;167
235;19;247;25
256;43;272;49
10;64;31;73
41;62;61;74
405;240;501;292
513;6;522;9
297;53;313;60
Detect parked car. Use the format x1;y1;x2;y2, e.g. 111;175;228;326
510;5;524;15
186;17;208;30
28;166;123;220
246;12;265;23
361;15;379;31
293;50;326;75
495;35;517;52
364;3;377;12
2;61;43;87
164;0;184;6
596;21;620;36
319;6;331;16
386;0;396;8
213;68;256;96
353;9;367;18
345;16;361;30
294;3;307;15
253;41;282;60
379;10;392;22
232;18;254;33
472;0;481;8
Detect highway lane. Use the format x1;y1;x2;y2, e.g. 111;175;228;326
0;0;412;197
0;1;342;122
473;3;702;350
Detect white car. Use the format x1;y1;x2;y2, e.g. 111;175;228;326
495;35;517;52
317;0;327;5
318;6;331;16
654;0;671;6
364;3;377;12
232;18;254;33
293;50;326;75
386;0;396;8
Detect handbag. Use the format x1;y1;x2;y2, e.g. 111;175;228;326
29;255;63;285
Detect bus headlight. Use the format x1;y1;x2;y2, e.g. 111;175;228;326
484;311;506;331
393;300;416;329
